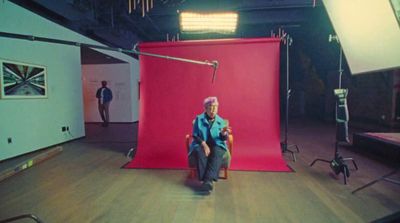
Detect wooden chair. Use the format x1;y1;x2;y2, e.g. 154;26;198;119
185;123;233;179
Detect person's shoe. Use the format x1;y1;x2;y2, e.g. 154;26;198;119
200;180;213;192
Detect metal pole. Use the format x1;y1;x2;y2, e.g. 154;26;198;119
334;45;344;157
284;35;290;146
338;46;343;89
280;34;298;162
132;44;216;67
0;32;219;82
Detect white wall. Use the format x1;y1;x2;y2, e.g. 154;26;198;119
0;1;139;160
82;63;139;122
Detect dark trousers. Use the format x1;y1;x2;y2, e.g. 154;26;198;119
98;102;110;123
194;145;225;182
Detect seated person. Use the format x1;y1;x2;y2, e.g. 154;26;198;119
189;96;231;192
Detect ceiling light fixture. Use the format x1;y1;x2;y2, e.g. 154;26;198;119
128;0;154;17
180;12;238;34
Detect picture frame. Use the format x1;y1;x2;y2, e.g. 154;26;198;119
0;59;47;99
390;0;400;27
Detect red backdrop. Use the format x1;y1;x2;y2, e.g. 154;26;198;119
125;38;290;171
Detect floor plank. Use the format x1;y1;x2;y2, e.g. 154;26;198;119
0;121;399;223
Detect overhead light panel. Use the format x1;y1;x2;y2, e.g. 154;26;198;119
180;12;238;33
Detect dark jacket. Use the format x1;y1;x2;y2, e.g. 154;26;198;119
96;87;113;104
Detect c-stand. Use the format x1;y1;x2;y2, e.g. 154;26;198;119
310;35;358;184
352;167;400;194
280;33;300;162
310;141;358;185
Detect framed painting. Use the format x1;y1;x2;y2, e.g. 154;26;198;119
0;59;47;99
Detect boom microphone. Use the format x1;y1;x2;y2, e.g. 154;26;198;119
211;60;219;83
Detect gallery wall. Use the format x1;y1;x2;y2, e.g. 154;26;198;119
0;1;139;160
82;63;138;122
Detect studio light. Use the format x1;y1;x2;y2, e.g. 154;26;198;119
179;12;238;33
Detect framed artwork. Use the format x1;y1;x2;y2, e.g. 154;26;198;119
0;59;47;99
390;0;400;26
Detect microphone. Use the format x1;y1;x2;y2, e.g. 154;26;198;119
211;60;219;83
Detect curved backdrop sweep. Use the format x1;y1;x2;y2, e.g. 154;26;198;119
125;38;290;171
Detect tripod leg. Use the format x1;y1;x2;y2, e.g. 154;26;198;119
352;178;380;194
287;144;300;153
352;169;399;194
343;158;358;170
351;159;358;170
281;143;296;162
288;144;300;153
294;145;300;153
384;178;400;185
310;159;331;166
342;164;349;185
286;149;296;162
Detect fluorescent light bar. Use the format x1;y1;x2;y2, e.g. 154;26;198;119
180;12;238;33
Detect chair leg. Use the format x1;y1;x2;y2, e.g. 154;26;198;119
219;168;228;179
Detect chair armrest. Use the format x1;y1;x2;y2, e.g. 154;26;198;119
185;134;191;153
227;134;233;155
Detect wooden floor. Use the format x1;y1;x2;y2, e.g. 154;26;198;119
0;120;399;223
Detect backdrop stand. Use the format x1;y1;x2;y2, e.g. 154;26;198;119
310;35;358;185
280;33;300;162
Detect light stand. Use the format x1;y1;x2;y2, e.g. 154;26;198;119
352;167;400;194
280;33;300;162
310;35;358;185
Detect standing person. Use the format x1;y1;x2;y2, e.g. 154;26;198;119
189;96;231;192
96;80;113;127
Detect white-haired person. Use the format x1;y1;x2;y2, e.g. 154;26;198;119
189;96;232;192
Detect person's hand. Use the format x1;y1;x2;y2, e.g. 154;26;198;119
201;141;211;157
221;126;232;136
